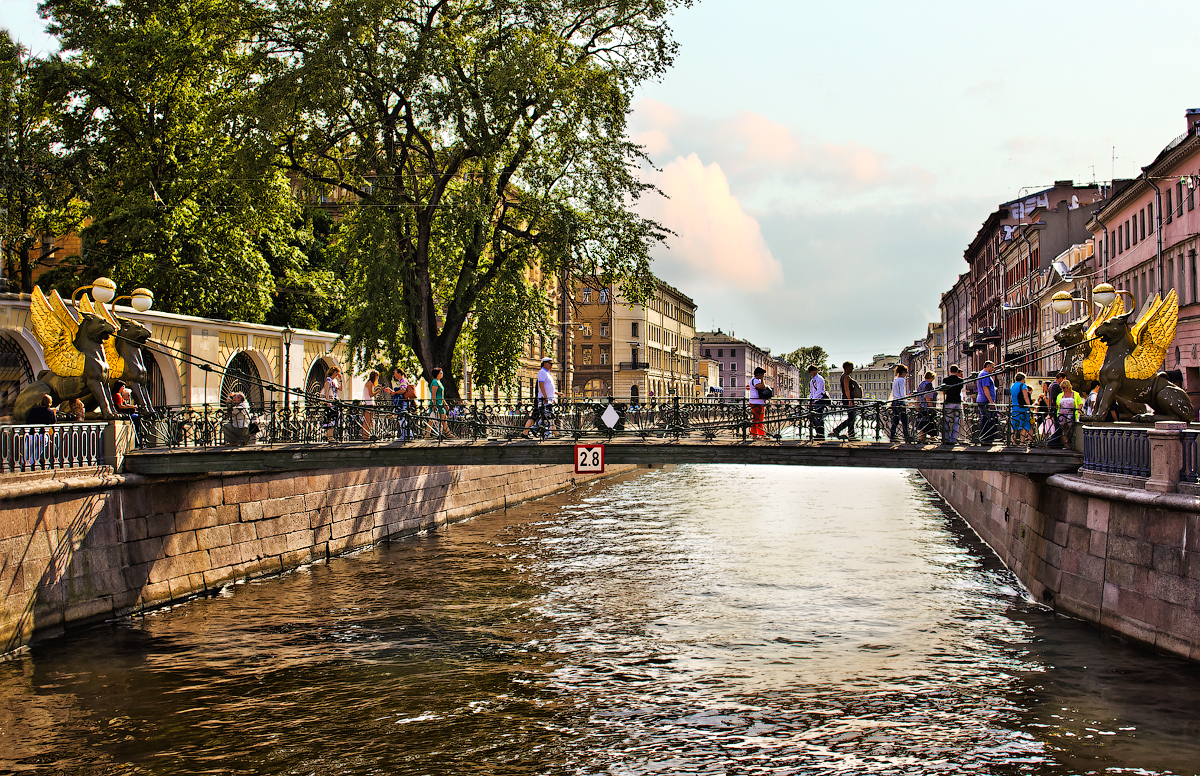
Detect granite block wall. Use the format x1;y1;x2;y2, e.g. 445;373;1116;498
921;468;1200;662
0;463;635;654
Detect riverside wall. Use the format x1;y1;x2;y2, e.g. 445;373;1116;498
0;463;636;654
921;468;1200;662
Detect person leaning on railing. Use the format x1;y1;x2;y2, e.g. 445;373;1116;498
222;391;253;446
938;365;964;445
26;393;57;425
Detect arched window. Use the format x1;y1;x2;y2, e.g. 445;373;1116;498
140;348;168;408
221;351;264;409
0;333;35;419
306;358;330;399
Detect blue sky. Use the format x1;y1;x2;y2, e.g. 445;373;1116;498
6;0;1200;363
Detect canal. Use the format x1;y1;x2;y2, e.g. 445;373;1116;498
3;465;1200;775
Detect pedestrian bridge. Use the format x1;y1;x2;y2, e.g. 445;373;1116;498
122;438;1081;476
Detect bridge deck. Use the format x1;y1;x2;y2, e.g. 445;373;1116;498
123;439;1082;476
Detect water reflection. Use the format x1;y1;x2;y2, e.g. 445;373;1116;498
2;465;1200;775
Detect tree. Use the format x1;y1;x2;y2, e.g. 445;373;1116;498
260;0;682;395
0;32;84;293
785;346;830;372
36;0;323;323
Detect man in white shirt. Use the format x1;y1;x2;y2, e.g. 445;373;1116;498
521;356;558;437
808;365;827;440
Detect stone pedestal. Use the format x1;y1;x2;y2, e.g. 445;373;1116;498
103;420;137;472
1146;420;1187;493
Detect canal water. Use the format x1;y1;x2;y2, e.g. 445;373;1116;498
3;466;1200;775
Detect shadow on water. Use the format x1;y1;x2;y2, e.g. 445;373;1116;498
1;467;1200;775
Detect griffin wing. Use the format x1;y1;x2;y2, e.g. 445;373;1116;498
1125;289;1178;380
30;287;86;378
1081;298;1125;381
80;296;125;378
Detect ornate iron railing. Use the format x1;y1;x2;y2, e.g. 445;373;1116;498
131;396;1082;451
1081;426;1151;478
1182;429;1200;483
0;422;107;473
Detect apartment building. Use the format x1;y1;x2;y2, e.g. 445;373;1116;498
1088;108;1200;408
567;280;615;397
941;272;971;378
611;279;698;400
694;330;771;398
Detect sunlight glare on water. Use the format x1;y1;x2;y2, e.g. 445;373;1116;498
2;465;1200;775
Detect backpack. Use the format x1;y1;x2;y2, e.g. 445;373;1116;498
847;376;863;399
1016;382;1029;408
756;382;774;400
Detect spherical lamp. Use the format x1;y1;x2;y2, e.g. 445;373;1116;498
130;288;154;312
1051;291;1074;315
1092;283;1117;308
91;277;117;304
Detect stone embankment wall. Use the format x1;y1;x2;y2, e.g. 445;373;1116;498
921;468;1200;662
1;464;636;654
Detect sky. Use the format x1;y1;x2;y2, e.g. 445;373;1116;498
6;0;1200;364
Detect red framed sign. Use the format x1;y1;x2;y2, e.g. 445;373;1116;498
574;444;604;474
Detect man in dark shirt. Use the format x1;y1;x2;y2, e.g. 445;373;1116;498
26;394;57;425
939;365;964;445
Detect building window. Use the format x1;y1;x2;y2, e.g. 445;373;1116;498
1125;221;1131;250
599;289;608;303
730;349;737;357
1190;182;1196;211
581;288;591;303
718;377;724;388
1140;208;1145;241
730;377;737;387
631;322;639;338
581;323;592;337
599;323;608;337
1148;201;1154;232
730;362;737;372
704;349;711;357
1131;217;1138;246
1179;181;1186;217
1168;257;1175;293
582;345;593;365
1167;189;1174;222
1191;250;1197;305
717;362;723;371
718;349;723;357
600;347;609;365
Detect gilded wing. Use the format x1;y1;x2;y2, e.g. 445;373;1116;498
1125;289;1178;380
1081;298;1125;381
79;296;125;378
30;287;85;377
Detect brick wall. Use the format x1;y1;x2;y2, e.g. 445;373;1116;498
921;468;1200;662
1;463;635;654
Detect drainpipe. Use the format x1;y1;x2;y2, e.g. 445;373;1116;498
1101;223;1110;283
1143;167;1164;294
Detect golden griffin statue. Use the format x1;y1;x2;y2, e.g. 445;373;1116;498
14;287;118;421
1057;286;1193;423
79;294;157;413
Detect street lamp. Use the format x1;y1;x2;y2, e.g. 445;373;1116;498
281;325;294;406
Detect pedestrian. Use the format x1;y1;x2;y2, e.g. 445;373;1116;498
808;365;827;440
1009;372;1032;445
361;369;379;438
321;367;342;441
916;370;937;442
26;393;57;425
939;365;964;445
748;366;769;438
1083;380;1100;419
521;356;558;438
976;360;997;444
831;361;859;440
889;365;911;443
222;391;252;446
428;367;448;437
391;367;412;439
1055;376;1078;449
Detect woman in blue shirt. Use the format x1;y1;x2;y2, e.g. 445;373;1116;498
1009;372;1032;445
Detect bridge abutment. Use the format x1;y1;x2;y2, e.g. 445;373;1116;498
922;467;1200;662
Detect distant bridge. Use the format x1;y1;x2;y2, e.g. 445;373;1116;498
123;438;1082;476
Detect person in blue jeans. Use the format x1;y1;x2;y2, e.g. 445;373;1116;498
1009;372;1032;445
889;365;911;443
976;360;997;444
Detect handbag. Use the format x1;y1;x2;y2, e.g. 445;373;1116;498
248;421;260;435
757;384;774;400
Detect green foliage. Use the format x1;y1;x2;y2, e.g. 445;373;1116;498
786;346;830;373
0;32;85;292
35;0;339;323
261;0;681;393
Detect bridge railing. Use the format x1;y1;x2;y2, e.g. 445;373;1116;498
130;397;1080;449
1080;425;1151;478
1182;428;1200;483
0;422;108;474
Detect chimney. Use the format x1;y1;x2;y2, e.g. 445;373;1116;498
1187;108;1200;135
1054;180;1074;188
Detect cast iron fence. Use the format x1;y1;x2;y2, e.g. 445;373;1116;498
1080;426;1151;478
1182;429;1200;483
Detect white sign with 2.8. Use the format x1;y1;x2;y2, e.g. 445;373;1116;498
574;444;604;474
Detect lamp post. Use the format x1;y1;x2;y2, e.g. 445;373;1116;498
281;325;294;406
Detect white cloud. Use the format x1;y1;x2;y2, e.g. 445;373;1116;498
642;153;783;293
